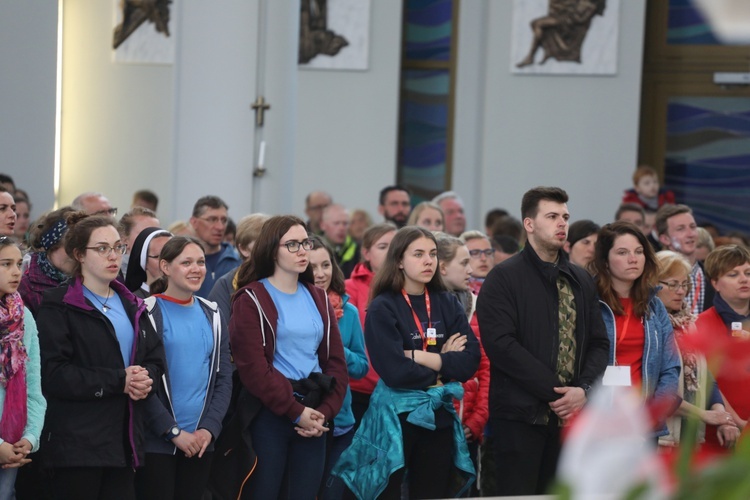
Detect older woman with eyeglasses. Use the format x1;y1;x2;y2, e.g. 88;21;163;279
655;251;738;450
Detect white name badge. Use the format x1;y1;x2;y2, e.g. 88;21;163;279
603;365;631;387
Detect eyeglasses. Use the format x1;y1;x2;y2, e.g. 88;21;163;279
84;244;128;257
307;204;329;212
93;208;118;217
659;281;691;291
198;216;229;226
280;239;314;253
86;244;127;257
469;249;495;258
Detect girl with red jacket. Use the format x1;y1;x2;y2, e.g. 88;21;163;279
436;233;490;496
344;223;396;424
229;215;347;499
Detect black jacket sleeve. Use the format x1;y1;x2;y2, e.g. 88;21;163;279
38;302;128;401
477;268;561;402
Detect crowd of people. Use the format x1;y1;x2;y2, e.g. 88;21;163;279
0;170;749;499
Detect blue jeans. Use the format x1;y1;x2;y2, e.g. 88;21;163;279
0;468;18;500
248;407;326;500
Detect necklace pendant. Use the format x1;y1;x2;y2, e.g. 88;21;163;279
102;305;110;313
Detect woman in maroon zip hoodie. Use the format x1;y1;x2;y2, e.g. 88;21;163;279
230;215;347;500
36;213;164;500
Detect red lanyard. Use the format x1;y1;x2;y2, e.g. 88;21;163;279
401;289;431;350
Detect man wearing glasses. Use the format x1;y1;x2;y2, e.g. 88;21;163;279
460;230;495;295
190;195;240;297
304;190;332;236
71;191;118;216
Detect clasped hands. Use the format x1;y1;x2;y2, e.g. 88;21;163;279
549;386;587;423
124;365;153;400
295;406;329;438
173;428;212;458
0;438;32;469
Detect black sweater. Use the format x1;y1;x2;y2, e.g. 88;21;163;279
364;289;480;391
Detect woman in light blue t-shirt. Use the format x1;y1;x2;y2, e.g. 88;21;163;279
135;236;231;500
229;215;348;500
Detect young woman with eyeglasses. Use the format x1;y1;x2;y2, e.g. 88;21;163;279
655;250;737;450
593;221;681;435
0;237;46;500
229;215;347;499
135;236;231;500
333;227;480;499
35;213;164;500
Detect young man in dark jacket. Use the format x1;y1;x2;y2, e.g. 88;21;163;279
477;186;609;496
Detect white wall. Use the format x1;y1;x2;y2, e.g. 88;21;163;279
0;0;58;213
454;0;646;228
293;0;403;221
5;0;646;230
59;0;174;217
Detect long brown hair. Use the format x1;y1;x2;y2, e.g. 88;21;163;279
369;226;446;303
593;221;658;318
308;234;346;296
235;215;314;289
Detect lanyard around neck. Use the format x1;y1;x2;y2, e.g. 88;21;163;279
401;288;431;350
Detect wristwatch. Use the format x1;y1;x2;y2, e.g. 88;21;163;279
580;383;592;395
164;424;181;442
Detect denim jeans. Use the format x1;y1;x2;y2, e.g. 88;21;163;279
0;467;18;500
247;407;326;500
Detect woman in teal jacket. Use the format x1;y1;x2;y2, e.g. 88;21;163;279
592;221;681;435
308;235;368;500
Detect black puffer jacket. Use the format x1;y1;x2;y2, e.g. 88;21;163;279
476;244;609;424
37;277;165;468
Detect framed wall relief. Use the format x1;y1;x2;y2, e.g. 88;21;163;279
510;0;620;75
299;0;371;71
112;0;175;64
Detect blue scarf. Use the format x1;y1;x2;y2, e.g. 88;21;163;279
713;293;750;329
35;252;68;284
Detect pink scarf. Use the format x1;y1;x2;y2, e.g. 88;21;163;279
0;292;28;443
327;290;344;321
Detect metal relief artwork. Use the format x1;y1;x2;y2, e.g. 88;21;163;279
299;0;372;71
299;0;349;64
113;0;172;50
112;0;176;65
511;0;620;75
